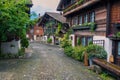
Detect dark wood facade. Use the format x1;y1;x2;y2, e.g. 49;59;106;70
58;0;107;46
57;0;120;66
109;0;120;66
38;12;69;44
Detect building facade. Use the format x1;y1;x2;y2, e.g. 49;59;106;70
57;0;120;66
38;12;69;44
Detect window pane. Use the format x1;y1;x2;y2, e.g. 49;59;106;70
73;17;78;25
88;37;92;45
90;12;95;22
79;16;82;25
82;37;86;46
118;42;120;56
84;14;88;23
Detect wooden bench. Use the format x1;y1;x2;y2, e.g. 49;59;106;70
93;58;120;79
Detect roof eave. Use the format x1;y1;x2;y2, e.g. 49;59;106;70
57;0;64;11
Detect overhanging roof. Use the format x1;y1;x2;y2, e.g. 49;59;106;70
57;0;64;11
39;12;67;25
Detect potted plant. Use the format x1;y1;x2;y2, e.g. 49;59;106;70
85;44;107;66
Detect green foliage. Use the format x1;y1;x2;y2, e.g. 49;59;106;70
85;44;107;59
47;38;52;43
88;41;93;45
55;23;62;36
45;21;55;27
20;38;29;48
60;33;71;48
82;22;96;31
72;46;86;61
116;32;120;38
64;46;74;57
100;72;116;80
76;0;84;5
77;38;81;45
64;0;84;13
18;48;25;56
72;22;96;32
0;0;30;42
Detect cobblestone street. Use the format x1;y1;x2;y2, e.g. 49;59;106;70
0;42;101;80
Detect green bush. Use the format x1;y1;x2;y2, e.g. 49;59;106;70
60;40;71;48
64;46;74;57
85;44;107;59
47;38;52;43
60;33;71;48
77;38;81;45
21;38;29;48
0;53;18;59
72;46;86;61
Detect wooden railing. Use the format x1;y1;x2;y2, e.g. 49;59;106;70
63;0;91;13
63;0;100;16
93;58;120;79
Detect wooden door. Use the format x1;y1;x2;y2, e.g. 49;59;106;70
114;41;120;66
116;41;120;66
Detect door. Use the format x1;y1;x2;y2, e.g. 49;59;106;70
116;42;120;66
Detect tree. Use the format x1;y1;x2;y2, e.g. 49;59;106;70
0;0;31;47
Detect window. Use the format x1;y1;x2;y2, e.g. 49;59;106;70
87;37;93;45
118;42;120;56
72;17;78;25
90;12;95;22
84;14;88;23
81;37;86;46
71;0;75;3
78;36;93;46
79;16;82;25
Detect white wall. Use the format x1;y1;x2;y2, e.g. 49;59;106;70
42;36;48;43
70;34;75;47
1;40;21;54
93;36;112;62
50;36;54;44
34;35;36;41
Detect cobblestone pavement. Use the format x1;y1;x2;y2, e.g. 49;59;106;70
0;42;102;80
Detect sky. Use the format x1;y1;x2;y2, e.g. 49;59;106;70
31;0;60;18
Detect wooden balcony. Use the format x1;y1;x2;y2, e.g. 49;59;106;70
63;0;100;16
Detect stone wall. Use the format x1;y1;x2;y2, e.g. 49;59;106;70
1;40;21;54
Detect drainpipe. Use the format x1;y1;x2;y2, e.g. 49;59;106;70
106;1;111;37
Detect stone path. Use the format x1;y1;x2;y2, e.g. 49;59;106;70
0;42;102;80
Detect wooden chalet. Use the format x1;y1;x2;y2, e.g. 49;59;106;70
38;12;69;44
57;0;120;66
33;24;44;41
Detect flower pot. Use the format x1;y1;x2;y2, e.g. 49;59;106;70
89;57;94;66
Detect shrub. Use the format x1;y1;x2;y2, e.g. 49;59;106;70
72;46;86;61
21;38;29;48
77;38;81;45
60;33;71;48
85;44;107;59
64;46;74;57
47;38;52;43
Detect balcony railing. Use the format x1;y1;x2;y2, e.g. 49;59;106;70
63;0;100;16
